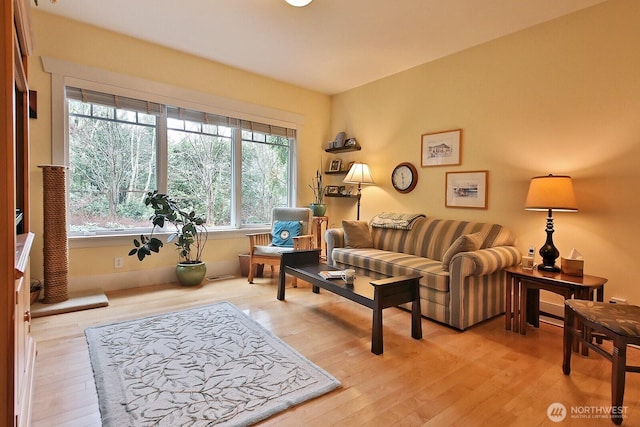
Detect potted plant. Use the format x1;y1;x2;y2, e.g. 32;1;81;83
129;191;208;286
309;170;326;216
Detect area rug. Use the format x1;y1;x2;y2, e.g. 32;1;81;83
85;302;340;426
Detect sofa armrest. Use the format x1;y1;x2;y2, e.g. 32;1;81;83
324;228;345;266
449;246;522;277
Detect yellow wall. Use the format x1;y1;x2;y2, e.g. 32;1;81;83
28;10;331;289
328;0;640;304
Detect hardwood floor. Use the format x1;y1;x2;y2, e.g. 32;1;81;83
31;275;640;426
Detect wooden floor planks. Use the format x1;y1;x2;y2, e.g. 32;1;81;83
30;276;640;426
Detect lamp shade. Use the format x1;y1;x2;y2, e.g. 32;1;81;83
285;0;312;6
343;163;375;185
525;174;578;212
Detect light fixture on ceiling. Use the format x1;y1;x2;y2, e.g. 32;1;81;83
286;0;313;7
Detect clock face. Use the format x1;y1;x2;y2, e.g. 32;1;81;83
391;162;418;193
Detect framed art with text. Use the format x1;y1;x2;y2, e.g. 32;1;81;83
421;129;462;167
445;170;488;209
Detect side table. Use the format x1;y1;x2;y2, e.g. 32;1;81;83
504;266;607;336
312;216;328;259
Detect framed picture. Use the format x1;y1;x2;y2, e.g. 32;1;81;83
445;170;488;209
326;185;340;195
329;159;342;172
421;129;462;167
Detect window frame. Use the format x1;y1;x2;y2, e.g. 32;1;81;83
44;56;303;244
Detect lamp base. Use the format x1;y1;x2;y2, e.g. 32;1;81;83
538;264;560;273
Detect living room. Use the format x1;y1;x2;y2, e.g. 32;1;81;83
13;0;640;425
23;0;639;307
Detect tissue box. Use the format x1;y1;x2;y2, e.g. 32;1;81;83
561;257;584;277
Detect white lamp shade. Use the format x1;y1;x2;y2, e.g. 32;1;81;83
525;174;578;212
286;0;313;6
343;163;375;185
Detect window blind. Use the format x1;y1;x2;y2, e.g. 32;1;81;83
67;86;296;138
65;87;163;116
165;105;240;128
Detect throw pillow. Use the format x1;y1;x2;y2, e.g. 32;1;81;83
342;220;373;248
271;220;302;247
441;232;484;271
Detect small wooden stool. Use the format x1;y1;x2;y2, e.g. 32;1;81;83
563;299;640;425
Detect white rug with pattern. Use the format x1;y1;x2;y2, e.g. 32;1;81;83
85;301;340;426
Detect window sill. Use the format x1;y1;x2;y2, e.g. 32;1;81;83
68;227;269;249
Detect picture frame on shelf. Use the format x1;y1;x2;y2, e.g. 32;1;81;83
445;170;488;209
326;185;340;195
421;129;462;167
329;159;342;172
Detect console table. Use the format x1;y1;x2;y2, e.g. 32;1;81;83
504;266;607;336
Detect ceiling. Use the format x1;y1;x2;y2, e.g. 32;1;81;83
33;0;606;95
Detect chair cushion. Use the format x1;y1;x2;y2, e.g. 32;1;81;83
566;299;640;337
272;220;302;247
253;245;297;256
342;220;373;248
441;232;484;271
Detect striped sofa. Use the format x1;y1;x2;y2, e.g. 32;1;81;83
325;216;521;330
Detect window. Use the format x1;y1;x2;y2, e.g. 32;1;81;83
66;87;295;235
241;130;291;224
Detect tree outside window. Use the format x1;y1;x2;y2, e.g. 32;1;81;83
66;88;294;235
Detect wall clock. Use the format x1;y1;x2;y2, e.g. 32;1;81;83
391;162;418;193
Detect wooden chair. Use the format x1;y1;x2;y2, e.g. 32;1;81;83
563;299;640;425
246;207;314;285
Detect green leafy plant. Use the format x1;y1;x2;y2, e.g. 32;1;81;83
309;170;324;204
129;191;208;262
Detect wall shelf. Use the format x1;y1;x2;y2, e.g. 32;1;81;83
324;170;347;175
325;193;360;199
325;145;361;154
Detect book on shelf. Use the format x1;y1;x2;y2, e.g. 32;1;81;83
318;270;343;279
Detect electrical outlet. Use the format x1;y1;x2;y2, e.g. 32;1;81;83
114;257;123;269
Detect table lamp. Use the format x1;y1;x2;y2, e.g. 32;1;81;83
343;163;375;220
525;174;578;272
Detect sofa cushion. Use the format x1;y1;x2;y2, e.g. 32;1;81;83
271;220;301;247
441;232;484;271
371;217;518;260
332;247;450;292
342;220;373;248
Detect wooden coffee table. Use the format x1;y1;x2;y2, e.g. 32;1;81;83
278;250;422;355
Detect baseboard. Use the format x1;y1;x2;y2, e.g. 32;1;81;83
539;300;564;327
68;260;239;293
